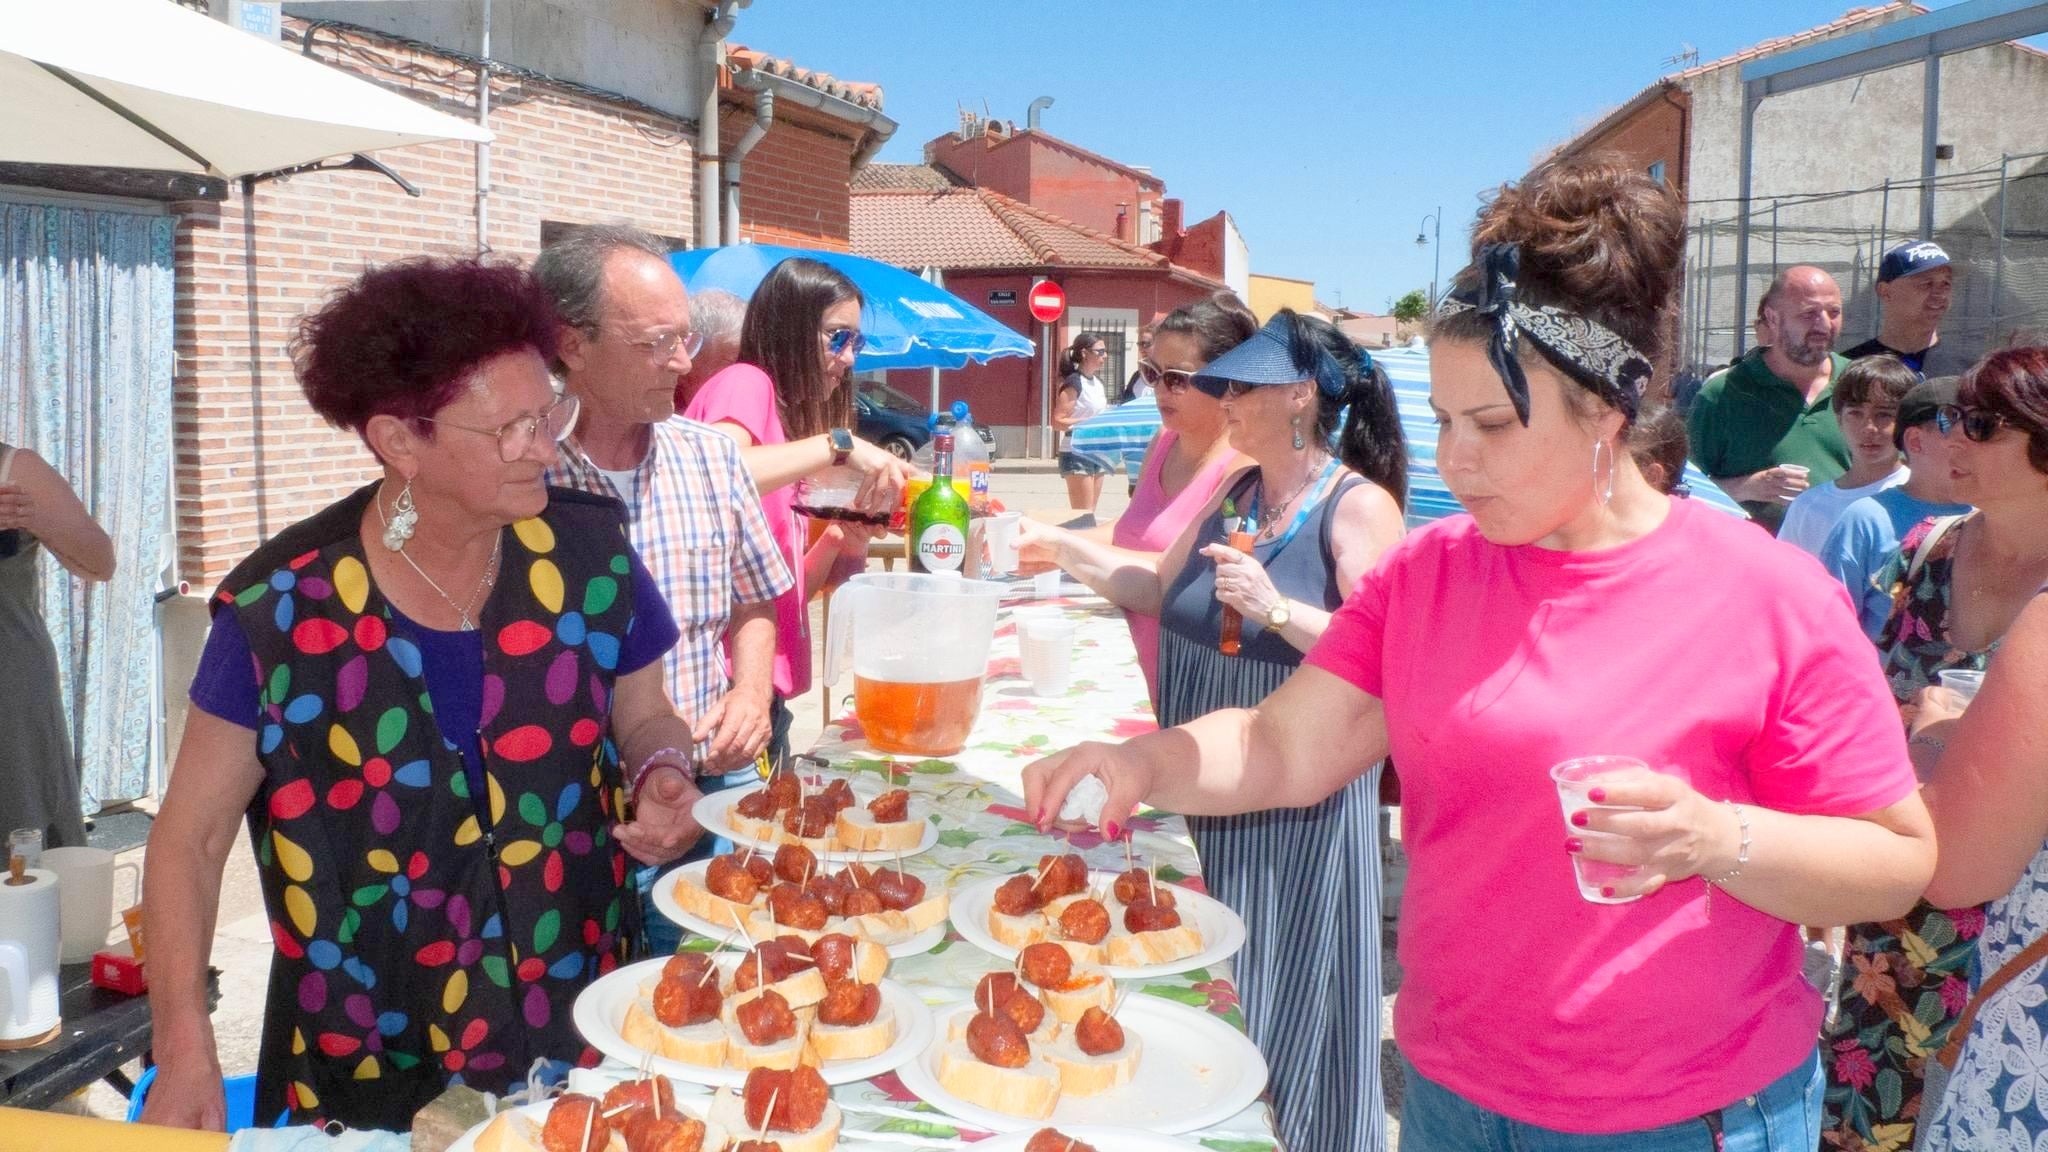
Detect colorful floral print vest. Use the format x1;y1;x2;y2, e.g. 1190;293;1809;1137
214;485;640;1130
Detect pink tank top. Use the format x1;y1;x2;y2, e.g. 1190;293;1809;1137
1112;430;1237;704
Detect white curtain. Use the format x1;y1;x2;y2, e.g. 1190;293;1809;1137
0;196;174;812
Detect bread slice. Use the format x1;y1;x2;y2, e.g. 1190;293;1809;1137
834;807;925;852
1104;921;1204;967
842;938;890;985
620;998;728;1067
725;809;782;845
724;965;827;1013
1043;1026;1142;1097
806;999;897;1062
946;1008;1058;1047
1039;969;1114;1025
706;1089;843;1152
845;894;947;947
934;1039;1061;1120
720;1014;813;1071
471;1111;550;1152
986;907;1048;950
669;871;760;926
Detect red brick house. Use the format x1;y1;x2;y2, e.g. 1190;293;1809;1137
852;162;1223;455
169;11;888;587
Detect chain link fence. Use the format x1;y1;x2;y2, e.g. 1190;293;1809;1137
1678;149;2048;390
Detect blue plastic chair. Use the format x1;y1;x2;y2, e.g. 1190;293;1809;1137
125;1066;287;1131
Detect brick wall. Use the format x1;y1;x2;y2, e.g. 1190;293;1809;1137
720;97;857;250
173;22;702;587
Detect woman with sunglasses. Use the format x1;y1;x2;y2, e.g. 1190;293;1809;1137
1823;345;2048;1149
1055;332;1116;511
683;257;909;762
1094;292;1255;703
1900;349;2048;1151
1018;307;1409;1152
143;257;706;1132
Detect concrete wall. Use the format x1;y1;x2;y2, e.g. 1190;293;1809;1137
285;0;711;121
1220;214;1250;302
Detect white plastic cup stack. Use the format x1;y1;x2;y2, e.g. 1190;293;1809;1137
1019;616;1075;697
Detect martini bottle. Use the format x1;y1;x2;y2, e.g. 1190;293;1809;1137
909;428;971;574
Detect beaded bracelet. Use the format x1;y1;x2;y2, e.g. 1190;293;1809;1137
1705;801;1751;886
628;747;694;801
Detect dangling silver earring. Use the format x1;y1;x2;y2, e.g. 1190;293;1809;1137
1292;414;1305;452
381;480;418;551
1591;440;1616;507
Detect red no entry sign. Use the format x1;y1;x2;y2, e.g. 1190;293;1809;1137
1027;280;1066;324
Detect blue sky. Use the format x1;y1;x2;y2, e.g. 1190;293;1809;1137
730;0;1975;312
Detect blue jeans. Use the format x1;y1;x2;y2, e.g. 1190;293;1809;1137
1398;1049;1821;1152
638;693;796;956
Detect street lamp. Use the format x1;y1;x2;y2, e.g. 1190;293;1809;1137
1416;207;1442;310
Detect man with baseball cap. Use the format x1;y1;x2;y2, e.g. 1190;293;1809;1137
1815;374;1972;639
1843;240;1955;375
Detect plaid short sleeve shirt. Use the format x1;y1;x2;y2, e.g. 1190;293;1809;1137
547;417;793;741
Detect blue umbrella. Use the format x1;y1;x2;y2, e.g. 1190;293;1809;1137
669;244;1034;370
1073;344;1748;527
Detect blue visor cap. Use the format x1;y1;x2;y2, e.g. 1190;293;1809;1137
1192;314;1342;398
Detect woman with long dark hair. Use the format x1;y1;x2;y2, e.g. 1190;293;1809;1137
683;257;909;760
1054;331;1115;511
1017;306;1408;1151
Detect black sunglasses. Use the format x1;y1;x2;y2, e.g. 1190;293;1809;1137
1935;404;2013;443
1137;361;1198;393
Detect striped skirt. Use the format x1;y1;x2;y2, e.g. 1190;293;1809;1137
1159;630;1388;1152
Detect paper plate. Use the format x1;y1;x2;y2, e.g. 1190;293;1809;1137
652;860;946;959
572;956;933;1088
971;1125;1216;1151
948;871;1246;979
896;999;1267;1135
692;779;938;863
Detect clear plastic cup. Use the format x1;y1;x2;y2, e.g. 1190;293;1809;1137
1550;755;1653;905
1032;569;1063;599
1938;668;1985;705
1019;617;1075;696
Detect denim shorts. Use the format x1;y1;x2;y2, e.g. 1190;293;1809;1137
1058;450;1112;477
1398;1048;1822;1152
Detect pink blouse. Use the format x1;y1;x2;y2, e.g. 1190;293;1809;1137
1111;430;1237;703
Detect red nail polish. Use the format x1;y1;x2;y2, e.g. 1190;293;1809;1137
1601;886;1616;898
1587;787;1607;804
1570;811;1589;827
1565;837;1584;854
1104;821;1121;841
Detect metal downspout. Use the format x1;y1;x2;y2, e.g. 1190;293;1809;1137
698;1;737;250
724;87;772;245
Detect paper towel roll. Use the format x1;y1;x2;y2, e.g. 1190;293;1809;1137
0;867;62;1047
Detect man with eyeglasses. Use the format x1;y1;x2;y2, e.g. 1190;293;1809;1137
535;226;794;951
1127;324;1158;399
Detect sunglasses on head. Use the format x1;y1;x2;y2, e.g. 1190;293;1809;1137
824;327;866;357
1136;361;1199;393
1935;403;2013;443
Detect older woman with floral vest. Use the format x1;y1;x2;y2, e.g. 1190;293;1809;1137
142;257;704;1133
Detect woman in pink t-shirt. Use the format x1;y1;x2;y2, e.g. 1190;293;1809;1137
1024;160;1934;1149
685;257;910;758
1108;293;1253;702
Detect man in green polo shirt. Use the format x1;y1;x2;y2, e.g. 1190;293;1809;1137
1688;265;1852;533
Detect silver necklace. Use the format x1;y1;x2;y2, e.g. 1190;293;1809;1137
1258;453;1329;536
376;494;501;630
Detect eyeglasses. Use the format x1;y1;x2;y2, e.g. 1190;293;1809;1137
1088;346;1108;357
1935;403;2014;443
612;328;703;361
824;328;867;358
1136;361;1198;393
420;394;581;463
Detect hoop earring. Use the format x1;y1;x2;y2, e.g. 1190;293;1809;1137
381;480;418;551
1292;414;1305;452
1591;440;1616;508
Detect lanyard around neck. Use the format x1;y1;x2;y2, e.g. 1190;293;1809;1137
1245;457;1339;556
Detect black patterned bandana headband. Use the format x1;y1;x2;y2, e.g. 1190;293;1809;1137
1434;243;1653;425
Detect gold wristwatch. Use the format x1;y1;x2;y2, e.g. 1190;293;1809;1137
1265;599;1291;630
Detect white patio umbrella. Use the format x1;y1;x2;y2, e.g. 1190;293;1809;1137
0;0;491;178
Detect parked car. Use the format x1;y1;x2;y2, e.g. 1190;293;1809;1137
855;381;997;461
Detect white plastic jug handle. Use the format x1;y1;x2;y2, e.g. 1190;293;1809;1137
823;581;859;686
0;940;26;1029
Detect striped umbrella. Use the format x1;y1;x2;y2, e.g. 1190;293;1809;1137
1072;345;1746;526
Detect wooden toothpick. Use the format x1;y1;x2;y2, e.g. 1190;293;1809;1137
578;1096;595;1152
1123;836;1134;872
756;1088;780;1142
727;905;755;947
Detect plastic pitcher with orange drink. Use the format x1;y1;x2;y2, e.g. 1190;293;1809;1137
823;572;1006;755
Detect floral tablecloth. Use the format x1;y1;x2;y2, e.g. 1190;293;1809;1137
644;596;1280;1150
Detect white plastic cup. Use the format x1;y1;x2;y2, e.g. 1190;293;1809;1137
1019;617;1075;696
1549;756;1653;905
985;512;1023;576
40;846;139;963
1032;569;1063;599
1938;669;1985;705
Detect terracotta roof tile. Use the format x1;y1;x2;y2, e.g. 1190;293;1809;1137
851;163;960;192
1668;2;1919;82
852;185;1211;281
727;44;883;110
